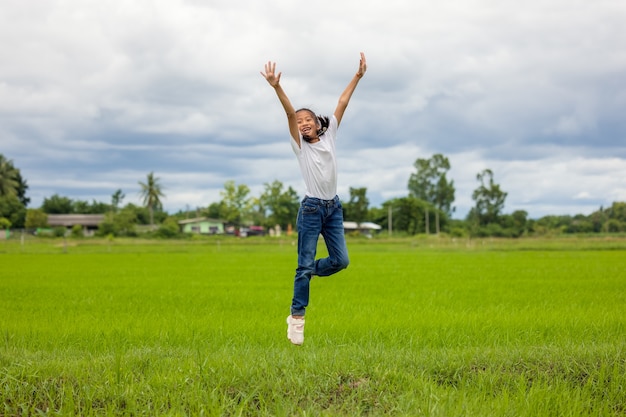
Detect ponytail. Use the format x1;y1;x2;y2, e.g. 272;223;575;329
316;116;329;137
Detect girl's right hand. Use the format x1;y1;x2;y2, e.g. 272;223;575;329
261;61;281;88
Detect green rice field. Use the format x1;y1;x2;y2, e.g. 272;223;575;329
1;237;625;416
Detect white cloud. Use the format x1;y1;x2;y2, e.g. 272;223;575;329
1;0;625;219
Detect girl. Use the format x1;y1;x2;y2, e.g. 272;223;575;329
261;52;367;345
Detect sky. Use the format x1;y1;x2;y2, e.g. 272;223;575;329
2;0;625;219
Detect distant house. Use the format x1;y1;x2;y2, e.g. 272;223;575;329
178;217;225;235
47;214;105;236
343;221;382;237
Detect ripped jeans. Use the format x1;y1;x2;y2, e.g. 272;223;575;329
291;195;350;317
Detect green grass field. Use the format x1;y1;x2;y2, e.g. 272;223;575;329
1;237;625;416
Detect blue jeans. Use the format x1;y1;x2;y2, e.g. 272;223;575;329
291;195;350;316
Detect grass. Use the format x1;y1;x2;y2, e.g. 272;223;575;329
1;237;625;415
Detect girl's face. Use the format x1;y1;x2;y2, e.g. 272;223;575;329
296;110;319;138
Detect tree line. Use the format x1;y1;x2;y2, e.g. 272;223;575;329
1;153;625;237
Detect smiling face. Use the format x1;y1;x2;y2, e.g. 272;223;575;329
296;109;320;140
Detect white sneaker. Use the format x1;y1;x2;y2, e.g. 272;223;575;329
286;315;305;345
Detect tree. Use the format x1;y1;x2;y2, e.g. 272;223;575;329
72;200;91;214
111;189;125;213
138;172;165;227
408;154;455;234
385;196;429;236
0;195;26;228
25;209;48;229
14;171;30;207
219;180;252;227
206;201;228;220
0;156;29;228
0;217;10;230
0;154;19;198
97;206;138;237
344;187;369;224
471;169;507;226
259;180;300;229
155;217;181;238
42;194;74;214
497;210;529;237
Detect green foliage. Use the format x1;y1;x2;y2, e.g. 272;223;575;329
607;201;626;221
52;226;66;237
72;199;110;214
605;219;625;232
258;180;300;229
408;154;455;234
0;154;28;206
154;217;181;238
25;208;48;228
41;194;113;215
471;169;508;227
0;154;20;198
138;171;165;226
384;196;446;235
205;200;227;220
14;170;30;207
111;189;125;212
0;217;11;229
70;224;84;238
344;187;369;223
0;194;26;228
42;194;74;213
97;208;138;237
408;153;455;216
219;180;252;226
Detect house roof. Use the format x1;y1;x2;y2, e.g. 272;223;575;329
359;222;382;230
344;221;382;230
343;221;359;229
47;214;105;227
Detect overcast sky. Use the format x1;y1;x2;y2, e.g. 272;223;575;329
2;0;625;219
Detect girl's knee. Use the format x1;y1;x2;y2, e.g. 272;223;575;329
336;255;349;270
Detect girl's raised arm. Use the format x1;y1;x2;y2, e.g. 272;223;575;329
261;62;300;147
334;52;367;126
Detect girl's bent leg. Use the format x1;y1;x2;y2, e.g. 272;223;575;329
315;201;349;276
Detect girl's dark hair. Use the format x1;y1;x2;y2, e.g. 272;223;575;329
296;108;329;142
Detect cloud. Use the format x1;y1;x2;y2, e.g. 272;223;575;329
1;0;625;219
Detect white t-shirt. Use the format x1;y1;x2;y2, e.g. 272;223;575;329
290;114;339;200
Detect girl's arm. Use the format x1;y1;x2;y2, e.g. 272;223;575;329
261;62;300;147
334;52;367;126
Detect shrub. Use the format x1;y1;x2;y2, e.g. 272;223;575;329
71;224;83;238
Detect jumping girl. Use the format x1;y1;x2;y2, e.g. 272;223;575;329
261;52;367;345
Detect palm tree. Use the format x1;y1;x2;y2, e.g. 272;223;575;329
0;154;19;198
138;172;165;227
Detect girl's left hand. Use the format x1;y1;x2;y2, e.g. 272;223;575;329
356;52;367;78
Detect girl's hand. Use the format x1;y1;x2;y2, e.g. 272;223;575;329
261;61;281;88
356;52;367;78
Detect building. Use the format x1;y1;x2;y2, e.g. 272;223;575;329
178;217;226;235
343;221;382;237
47;214;105;236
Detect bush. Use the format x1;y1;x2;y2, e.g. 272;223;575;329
0;217;11;230
53;227;67;237
154;217;181;238
71;224;83;238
